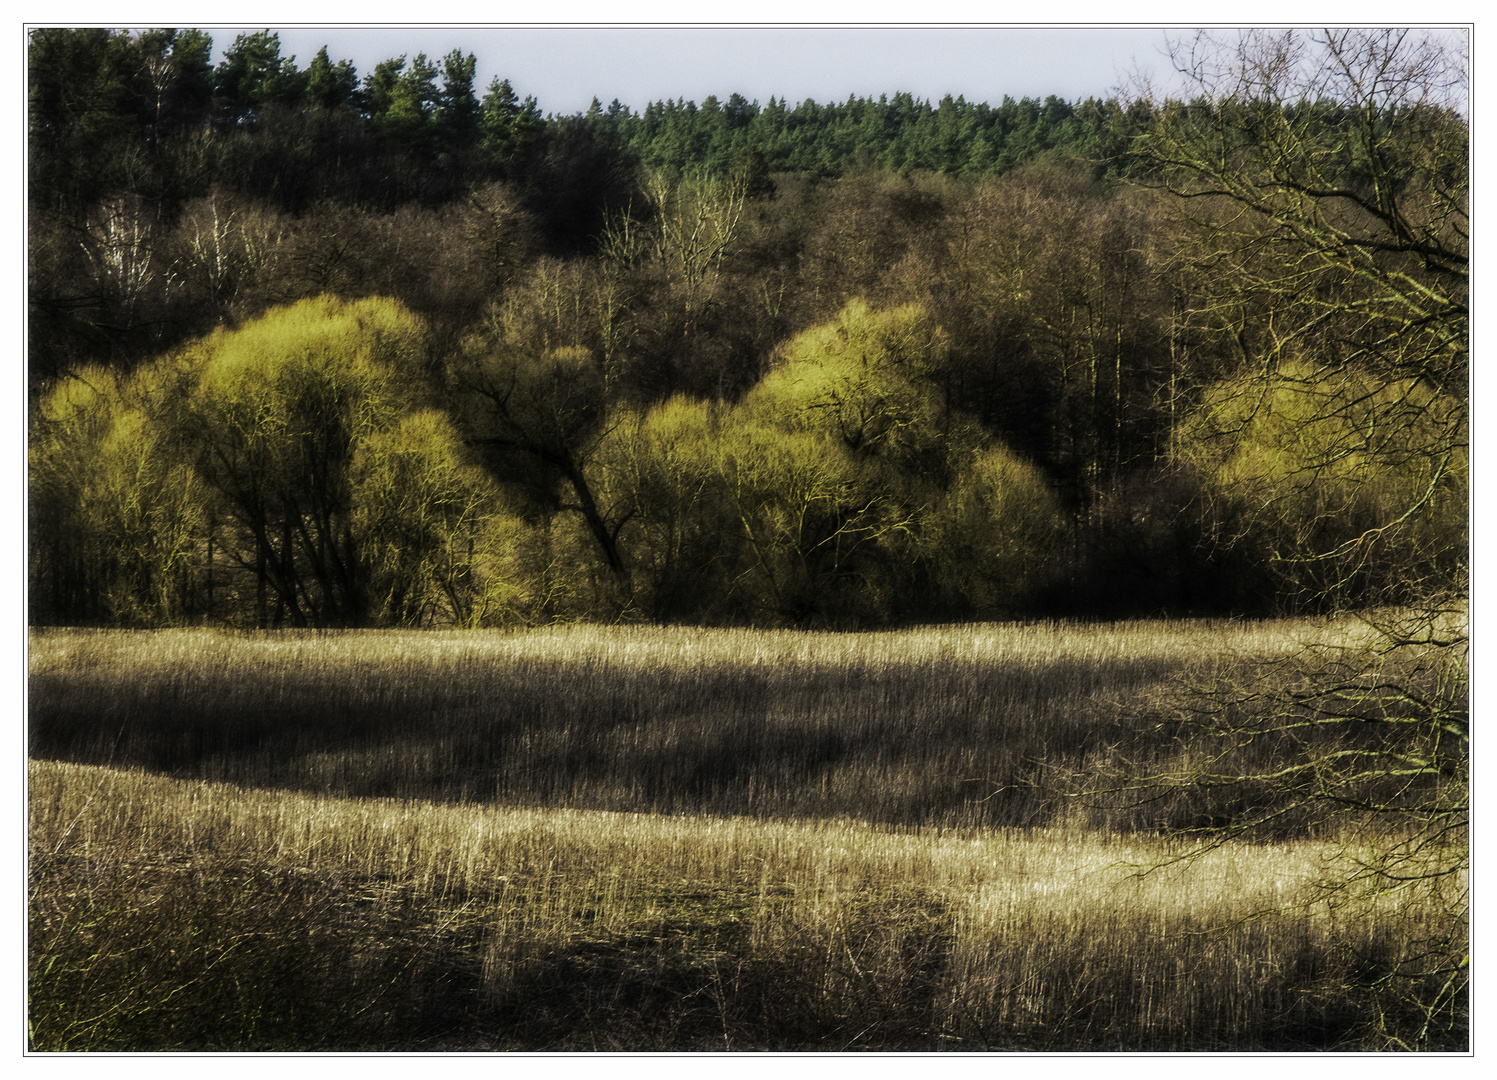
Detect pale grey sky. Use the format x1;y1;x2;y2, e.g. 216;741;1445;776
205;26;1173;115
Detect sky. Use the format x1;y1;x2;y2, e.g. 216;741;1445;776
202;26;1177;116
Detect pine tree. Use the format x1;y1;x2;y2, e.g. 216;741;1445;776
305;45;358;112
478;77;543;178
213;31;304;127
437;50;479;151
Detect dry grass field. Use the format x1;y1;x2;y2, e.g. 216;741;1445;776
27;619;1464;1051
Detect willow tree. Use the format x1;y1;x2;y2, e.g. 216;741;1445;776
1115;29;1468;1047
920;442;1067;617
179;295;429;627
351;409;520;627
744;298;965;471
591;396;738;621
30;366;202;626
1186;360;1466;611
728;299;972;624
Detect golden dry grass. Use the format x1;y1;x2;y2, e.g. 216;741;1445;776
29;615;1359;680
28;617;1366;827
27;617;1460;1050
29;756;1421;1051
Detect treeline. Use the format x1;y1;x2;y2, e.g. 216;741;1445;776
29;29;1142;218
587;90;1148;180
27;29;1149;383
28;29;1468;628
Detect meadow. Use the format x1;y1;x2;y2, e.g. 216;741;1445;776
27;620;1465;1051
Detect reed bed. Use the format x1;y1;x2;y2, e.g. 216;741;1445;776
27;618;1357;829
30;759;1426;1051
28;618;1459;1050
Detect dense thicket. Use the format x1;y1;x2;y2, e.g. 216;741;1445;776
28;28;1467;628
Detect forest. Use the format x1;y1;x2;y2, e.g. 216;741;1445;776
27;28;1468;630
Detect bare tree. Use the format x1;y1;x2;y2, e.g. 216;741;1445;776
170;188;287;318
601;168;747;347
1110;28;1468;1048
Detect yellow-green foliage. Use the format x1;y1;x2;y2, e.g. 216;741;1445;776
193;294;426;449
91;404;204;623
580;302;1072;624
183;297;447;625
1188;360;1466;602
596;384;941;624
924;442;1068;615
596;397;733;613
31;366;203;624
30;296;539;628
722;299;1027;621
717;413;910;623
350;409;521;627
31;369;119;542
746;298;969;469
